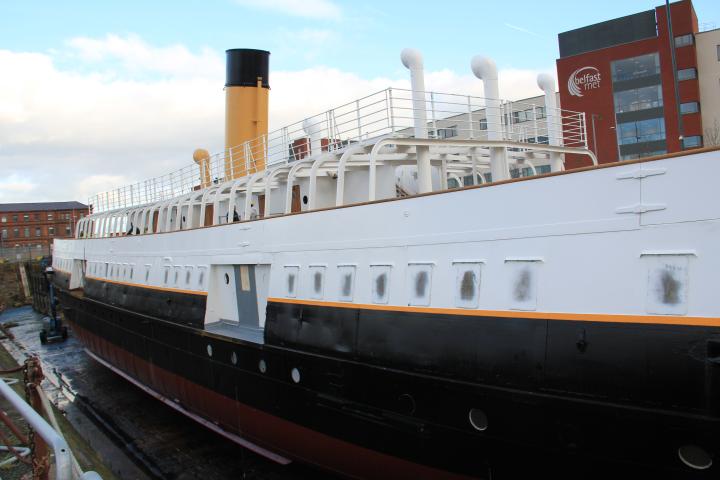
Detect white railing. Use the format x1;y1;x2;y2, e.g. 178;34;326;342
88;87;587;212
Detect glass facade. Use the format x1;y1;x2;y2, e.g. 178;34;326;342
617;118;666;145
611;53;666;160
613;85;663;113
611;53;660;82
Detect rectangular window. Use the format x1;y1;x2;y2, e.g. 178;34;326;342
680;102;699;114
1;229;6;239
453;261;483;309
506;258;542;311
0;217;6;223
677;68;697;81
717;45;720;62
12;215;17;222
683;135;703;149
478;118;487;130
13;228;19;238
308;265;326;300
35;228;41;237
370;264;392;304
284;265;299;298
674;34;693;48
34;213;39;221
48;227;55;236
23;228;29;238
337;264;356;302
65;225;71;235
617;117;666;145
23;214;29;222
47;213;53;220
613;85;663;113
611;53;660;82
407;262;433;307
435;126;457;139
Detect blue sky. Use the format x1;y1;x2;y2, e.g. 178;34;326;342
3;0;719;77
1;0;719;203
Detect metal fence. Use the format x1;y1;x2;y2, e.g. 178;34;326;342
0;245;51;264
88;87;588;213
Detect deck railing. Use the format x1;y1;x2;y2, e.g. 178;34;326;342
88;87;587;212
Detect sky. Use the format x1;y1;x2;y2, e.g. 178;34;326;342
1;0;719;204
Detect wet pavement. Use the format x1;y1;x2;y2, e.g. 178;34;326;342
0;306;334;480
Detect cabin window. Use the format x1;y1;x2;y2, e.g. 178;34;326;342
163;266;170;286
506;258;542;311
453;261;483;309
370;264;392;304
174;266;182;286
642;253;691;315
308;265;326;300
103;263;109;278
129;263;135;281
407;263;433;306
185;266;193;286
144;264;152;283
197;265;207;287
337;264;356;302
284;266;299;298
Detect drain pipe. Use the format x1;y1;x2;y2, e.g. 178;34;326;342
401;48;432;194
537;73;563;172
471;56;508;181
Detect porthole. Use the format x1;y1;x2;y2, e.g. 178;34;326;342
302;195;308;205
206;344;213;357
224;272;230;285
258;359;267;374
678;444;712;470
291;367;301;384
469;408;488;431
230;352;238;365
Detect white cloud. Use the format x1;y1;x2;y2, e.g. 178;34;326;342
0;35;554;205
234;0;341;20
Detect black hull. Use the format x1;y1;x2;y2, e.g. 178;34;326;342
57;280;720;478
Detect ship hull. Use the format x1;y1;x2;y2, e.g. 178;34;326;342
57;284;720;478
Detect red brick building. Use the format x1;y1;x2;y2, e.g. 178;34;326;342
557;0;703;167
0;202;89;259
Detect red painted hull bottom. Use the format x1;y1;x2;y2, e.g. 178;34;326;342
72;323;474;479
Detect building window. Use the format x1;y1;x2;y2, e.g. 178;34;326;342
717;45;720;62
48;227;55;236
13;228;19;238
611;53;660;82
64;213;71;220
677;68;697;81
23;228;29;238
65;225;71;236
613;85;663;113
674;34;694;48
680;102;699;114
1;229;6;239
34;213;39;221
47;213;53;221
434;126;457;139
0;216;5;223
23;214;29;222
478;118;487;130
683;136;703;149
35;228;41;237
617;117;666;145
12;215;17;222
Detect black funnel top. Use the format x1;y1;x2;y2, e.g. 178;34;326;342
225;49;270;88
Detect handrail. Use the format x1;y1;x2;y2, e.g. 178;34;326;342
0;377;102;479
88;87;588;214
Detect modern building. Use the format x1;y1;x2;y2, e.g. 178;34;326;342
557;0;704;167
0;201;89;259
696;27;720;146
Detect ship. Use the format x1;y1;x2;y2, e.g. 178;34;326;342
50;48;719;478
